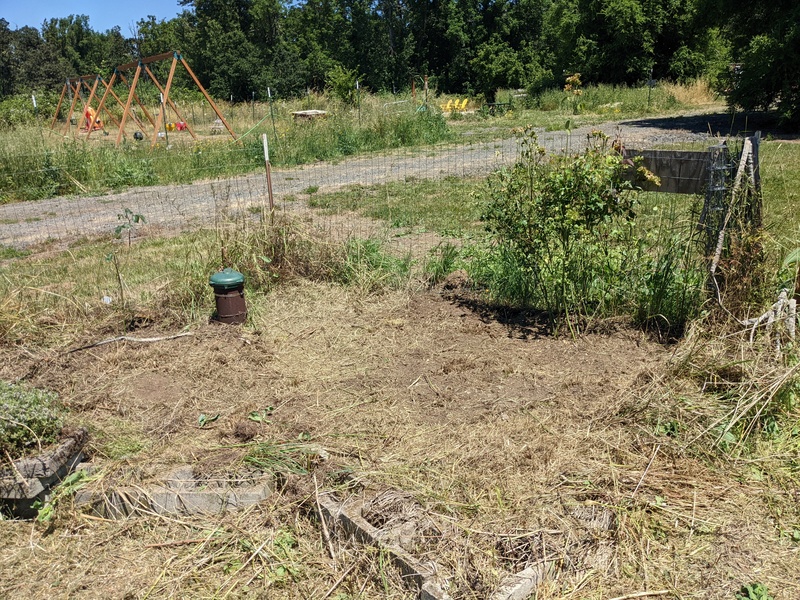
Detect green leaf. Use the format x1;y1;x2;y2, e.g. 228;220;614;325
248;407;274;423
198;413;220;427
782;248;800;269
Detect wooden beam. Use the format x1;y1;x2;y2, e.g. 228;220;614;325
180;55;238;142
117;71;157;129
151;56;178;147
102;75;147;132
116;63;142;147
88;74;114;141
87;75;126;140
116;51;176;72
50;83;67;130
144;64;197;141
61;81;81;136
83;76;101;139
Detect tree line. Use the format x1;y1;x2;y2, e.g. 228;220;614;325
0;0;797;124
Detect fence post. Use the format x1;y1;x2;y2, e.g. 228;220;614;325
262;134;275;224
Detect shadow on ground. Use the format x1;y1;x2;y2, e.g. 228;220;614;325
622;111;799;140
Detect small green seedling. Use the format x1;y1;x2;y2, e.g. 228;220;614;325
114;208;146;246
248;407;274;423
198;413;220;428
735;582;774;600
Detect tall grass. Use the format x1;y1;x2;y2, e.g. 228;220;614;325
534;82;683;115
0;214;414;345
0;96;452;203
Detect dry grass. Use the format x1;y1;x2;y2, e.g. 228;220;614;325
2;267;799;598
660;79;719;107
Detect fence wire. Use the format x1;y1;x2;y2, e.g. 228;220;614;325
0;127;727;256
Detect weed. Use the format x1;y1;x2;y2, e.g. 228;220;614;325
198;413;220;428
0;381;64;457
424;242;462;285
114;207;146;247
244;442;317;475
634;231;706;338
35;470;88;523
333;238;411;293
0;245;29;259
735;582;774;600
102;435;146;460
563;73;585;115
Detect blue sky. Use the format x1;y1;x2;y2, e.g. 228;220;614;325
1;0;184;33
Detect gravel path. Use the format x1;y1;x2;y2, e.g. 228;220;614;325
0;114;726;249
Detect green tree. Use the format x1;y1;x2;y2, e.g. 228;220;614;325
0;20;13;97
9;26;71;93
41;15;104;75
470;36;524;102
179;0;260;99
704;0;800;126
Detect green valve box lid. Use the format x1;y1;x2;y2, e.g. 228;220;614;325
209;267;245;290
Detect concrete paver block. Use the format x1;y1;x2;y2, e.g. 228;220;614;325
75;465;274;518
0;429;88;518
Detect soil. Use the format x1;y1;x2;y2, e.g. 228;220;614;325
1;112;799;598
1;277;798;598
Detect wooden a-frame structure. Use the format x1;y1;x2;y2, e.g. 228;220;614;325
50;75;126;136
51;51;237;147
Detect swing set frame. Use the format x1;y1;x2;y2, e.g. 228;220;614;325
50;51;237;147
50;75;117;135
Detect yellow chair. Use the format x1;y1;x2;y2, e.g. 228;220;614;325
458;98;468;111
440;99;454;112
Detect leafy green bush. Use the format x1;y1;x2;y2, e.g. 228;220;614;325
325;64;362;106
0;91;61;128
0;381;64;456
474;127;705;333
477;128;639;320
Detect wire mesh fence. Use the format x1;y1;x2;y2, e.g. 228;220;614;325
0;125;733;257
